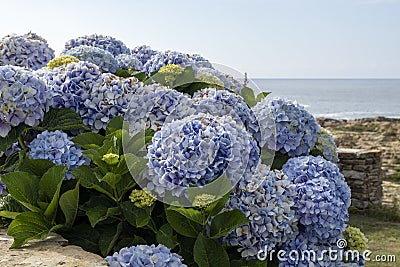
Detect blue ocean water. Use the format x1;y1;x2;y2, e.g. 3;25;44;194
251;79;400;119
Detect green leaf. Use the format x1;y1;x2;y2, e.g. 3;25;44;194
72;132;105;149
98;222;123;256
86;205;111;228
133;71;148;82
204;193;229;217
114;69;133;78
0;211;20;219
7;212;58;248
39;166;67;220
194;233;230;267
101;172;122;188
209;210;249;239
231;259;268;267
39;165;66;203
156;224;179;250
17;158;55;178
115;173;136;202
80;195;114;212
1;171;40;212
124;135;145;156
124;155;148;179
0;124;26;152
106;116;124;135
271;152;291;170
167;205;205;225
165;209;201;238
59;182;79;227
120;201;152;228
83;149;109;174
174;67;195;87
0;150;22;172
255;92;270;104
177;235;197;266
58;223;100;254
35;108;89;131
114;154;135;175
241;86;256;107
71;166;114;200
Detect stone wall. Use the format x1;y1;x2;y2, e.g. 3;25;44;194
338;148;383;209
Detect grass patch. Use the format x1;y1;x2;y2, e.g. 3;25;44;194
349;212;399;267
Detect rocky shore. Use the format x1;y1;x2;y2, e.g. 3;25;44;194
318;117;400;208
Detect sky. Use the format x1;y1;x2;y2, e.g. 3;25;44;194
0;0;399;78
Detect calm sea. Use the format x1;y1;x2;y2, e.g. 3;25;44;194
251;79;400;119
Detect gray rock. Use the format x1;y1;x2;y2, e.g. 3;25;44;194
0;229;107;267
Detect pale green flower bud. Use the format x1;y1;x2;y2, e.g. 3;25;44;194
158;64;184;86
192;194;217;208
129;189;156;208
343;226;368;252
102;153;119;165
47;55;79;69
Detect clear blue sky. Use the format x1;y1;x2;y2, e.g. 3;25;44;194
1;0;399;78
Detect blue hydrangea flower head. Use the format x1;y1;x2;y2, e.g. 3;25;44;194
0;141;21;158
0;65;50;137
29;130;88;180
0;32;55;70
62;45;118;73
124;84;195;135
279;232;344;267
131;45;159;65
116;54;143;71
225;168;298;259
146;113;254;199
80;73;141;131
312;127;339;163
188;54;213;68
105;244;187;267
253;97;320;157
42;61;102;111
282;156;351;244
63;34;130;56
192;88;260;139
0;180;6;195
143;50;191;74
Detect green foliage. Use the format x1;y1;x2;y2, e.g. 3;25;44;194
59;182;80;227
241;86;270;107
34;108;89;131
156;223;179;249
194;233;230;267
149;66;225;96
231;259;269;267
270;152;291;170
1;172;40;212
165;208;202;238
0;124;26;152
209;210;248;239
8;212;61;248
114;69;133;78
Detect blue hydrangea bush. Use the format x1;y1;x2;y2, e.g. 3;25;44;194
0;32;361;267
